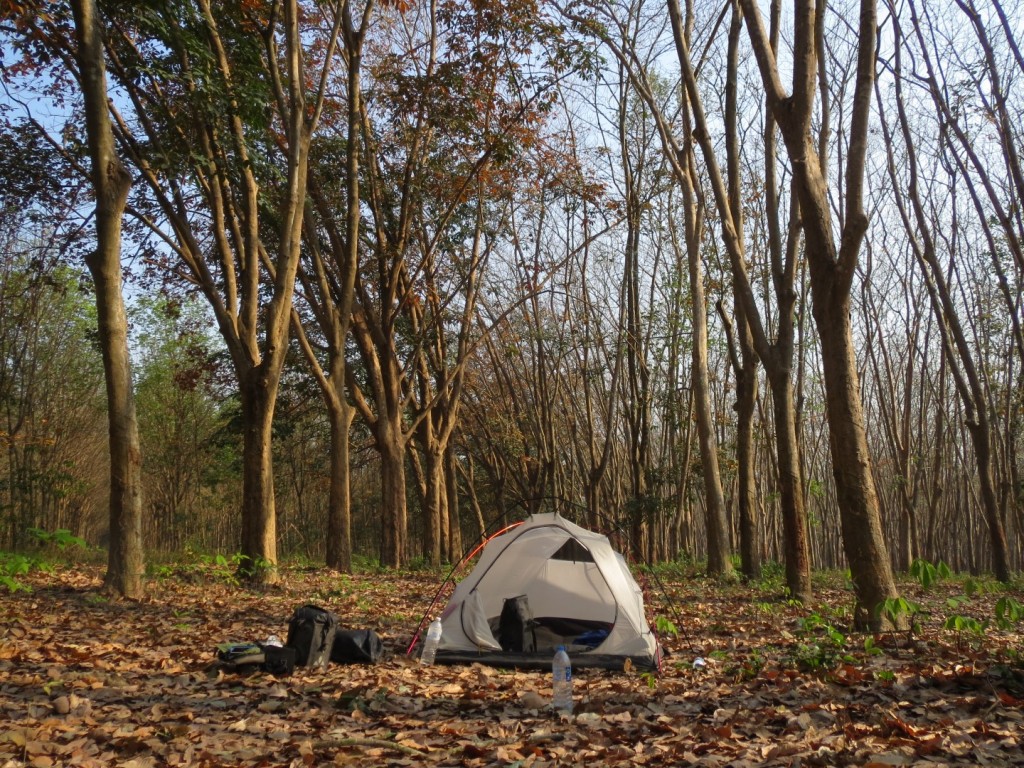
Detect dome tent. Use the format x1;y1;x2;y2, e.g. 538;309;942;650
432;513;661;670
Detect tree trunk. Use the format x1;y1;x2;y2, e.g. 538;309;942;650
768;370;813;601
815;293;898;627
325;391;354;572
965;420;1011;581
238;376;278;583
421;436;444;566
735;337;761;580
379;422;408;567
71;0;144;599
690;246;733;578
445;445;462;561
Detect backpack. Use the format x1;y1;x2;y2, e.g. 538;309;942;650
331;629;384;664
285;605;339;669
498;594;536;653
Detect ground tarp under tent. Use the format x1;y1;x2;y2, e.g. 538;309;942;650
433;513;661;670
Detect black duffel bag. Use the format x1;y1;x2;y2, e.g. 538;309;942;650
331;629;384;664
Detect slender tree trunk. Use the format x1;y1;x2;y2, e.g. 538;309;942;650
71;0;144;598
735;336;761;580
379;420;408;567
768;370;812;600
445;445;462;561
420;433;444;566
325;391;354;571
690;238;733;578
719;300;763;581
239;377;278;581
323;2;370;571
965;419;1011;580
722;3;760;582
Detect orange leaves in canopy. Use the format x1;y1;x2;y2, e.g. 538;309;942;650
381;0;415;12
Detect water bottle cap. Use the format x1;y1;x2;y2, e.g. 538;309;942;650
556;645;566;652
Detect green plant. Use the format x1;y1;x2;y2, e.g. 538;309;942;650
727;650;766;681
197;552;273;586
943;614;987;650
877;596;922;632
27;528;86;551
907;560;1023;648
1;554;33;593
909;558;951;589
755;560;786;594
994;596;1023;630
655;615;679;638
788;611;851;671
863;635;883;656
787;640;845;671
146;562;176;580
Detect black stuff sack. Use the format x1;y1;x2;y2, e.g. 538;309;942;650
262;644;297;675
285;605;339;668
330;629;384;664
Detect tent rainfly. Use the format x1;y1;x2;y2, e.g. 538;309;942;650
432;513;661;670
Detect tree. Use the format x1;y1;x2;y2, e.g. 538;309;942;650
292;0;372;573
876;0;1012;580
0;227;108;549
86;0;338;582
737;0;902;626
133;296;230;553
71;0;144;598
342;0;594;566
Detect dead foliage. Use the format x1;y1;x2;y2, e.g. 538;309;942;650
1;564;1022;767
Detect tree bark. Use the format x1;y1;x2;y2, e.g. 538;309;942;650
720;302;762;580
326;391;354;572
379;424;408;567
238;376;277;578
768;369;812;600
71;0;144;599
692;272;732;577
815;292;900;626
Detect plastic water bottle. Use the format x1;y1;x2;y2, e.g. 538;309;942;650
552;645;573;713
420;618;443;665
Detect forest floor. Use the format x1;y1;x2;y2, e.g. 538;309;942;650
1;560;1023;767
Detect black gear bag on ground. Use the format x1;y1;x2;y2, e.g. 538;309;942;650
330;629;384;664
214;642;296;676
285;605;339;668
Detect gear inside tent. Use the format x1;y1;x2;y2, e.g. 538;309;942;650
431;513;661;670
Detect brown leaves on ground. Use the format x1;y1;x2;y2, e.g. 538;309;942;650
0;565;1022;767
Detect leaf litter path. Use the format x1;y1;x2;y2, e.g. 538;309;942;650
0;565;1022;767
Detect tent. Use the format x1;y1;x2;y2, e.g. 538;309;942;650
432;513;661;670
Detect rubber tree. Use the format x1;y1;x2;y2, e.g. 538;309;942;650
71;0;145;598
736;0;903;627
